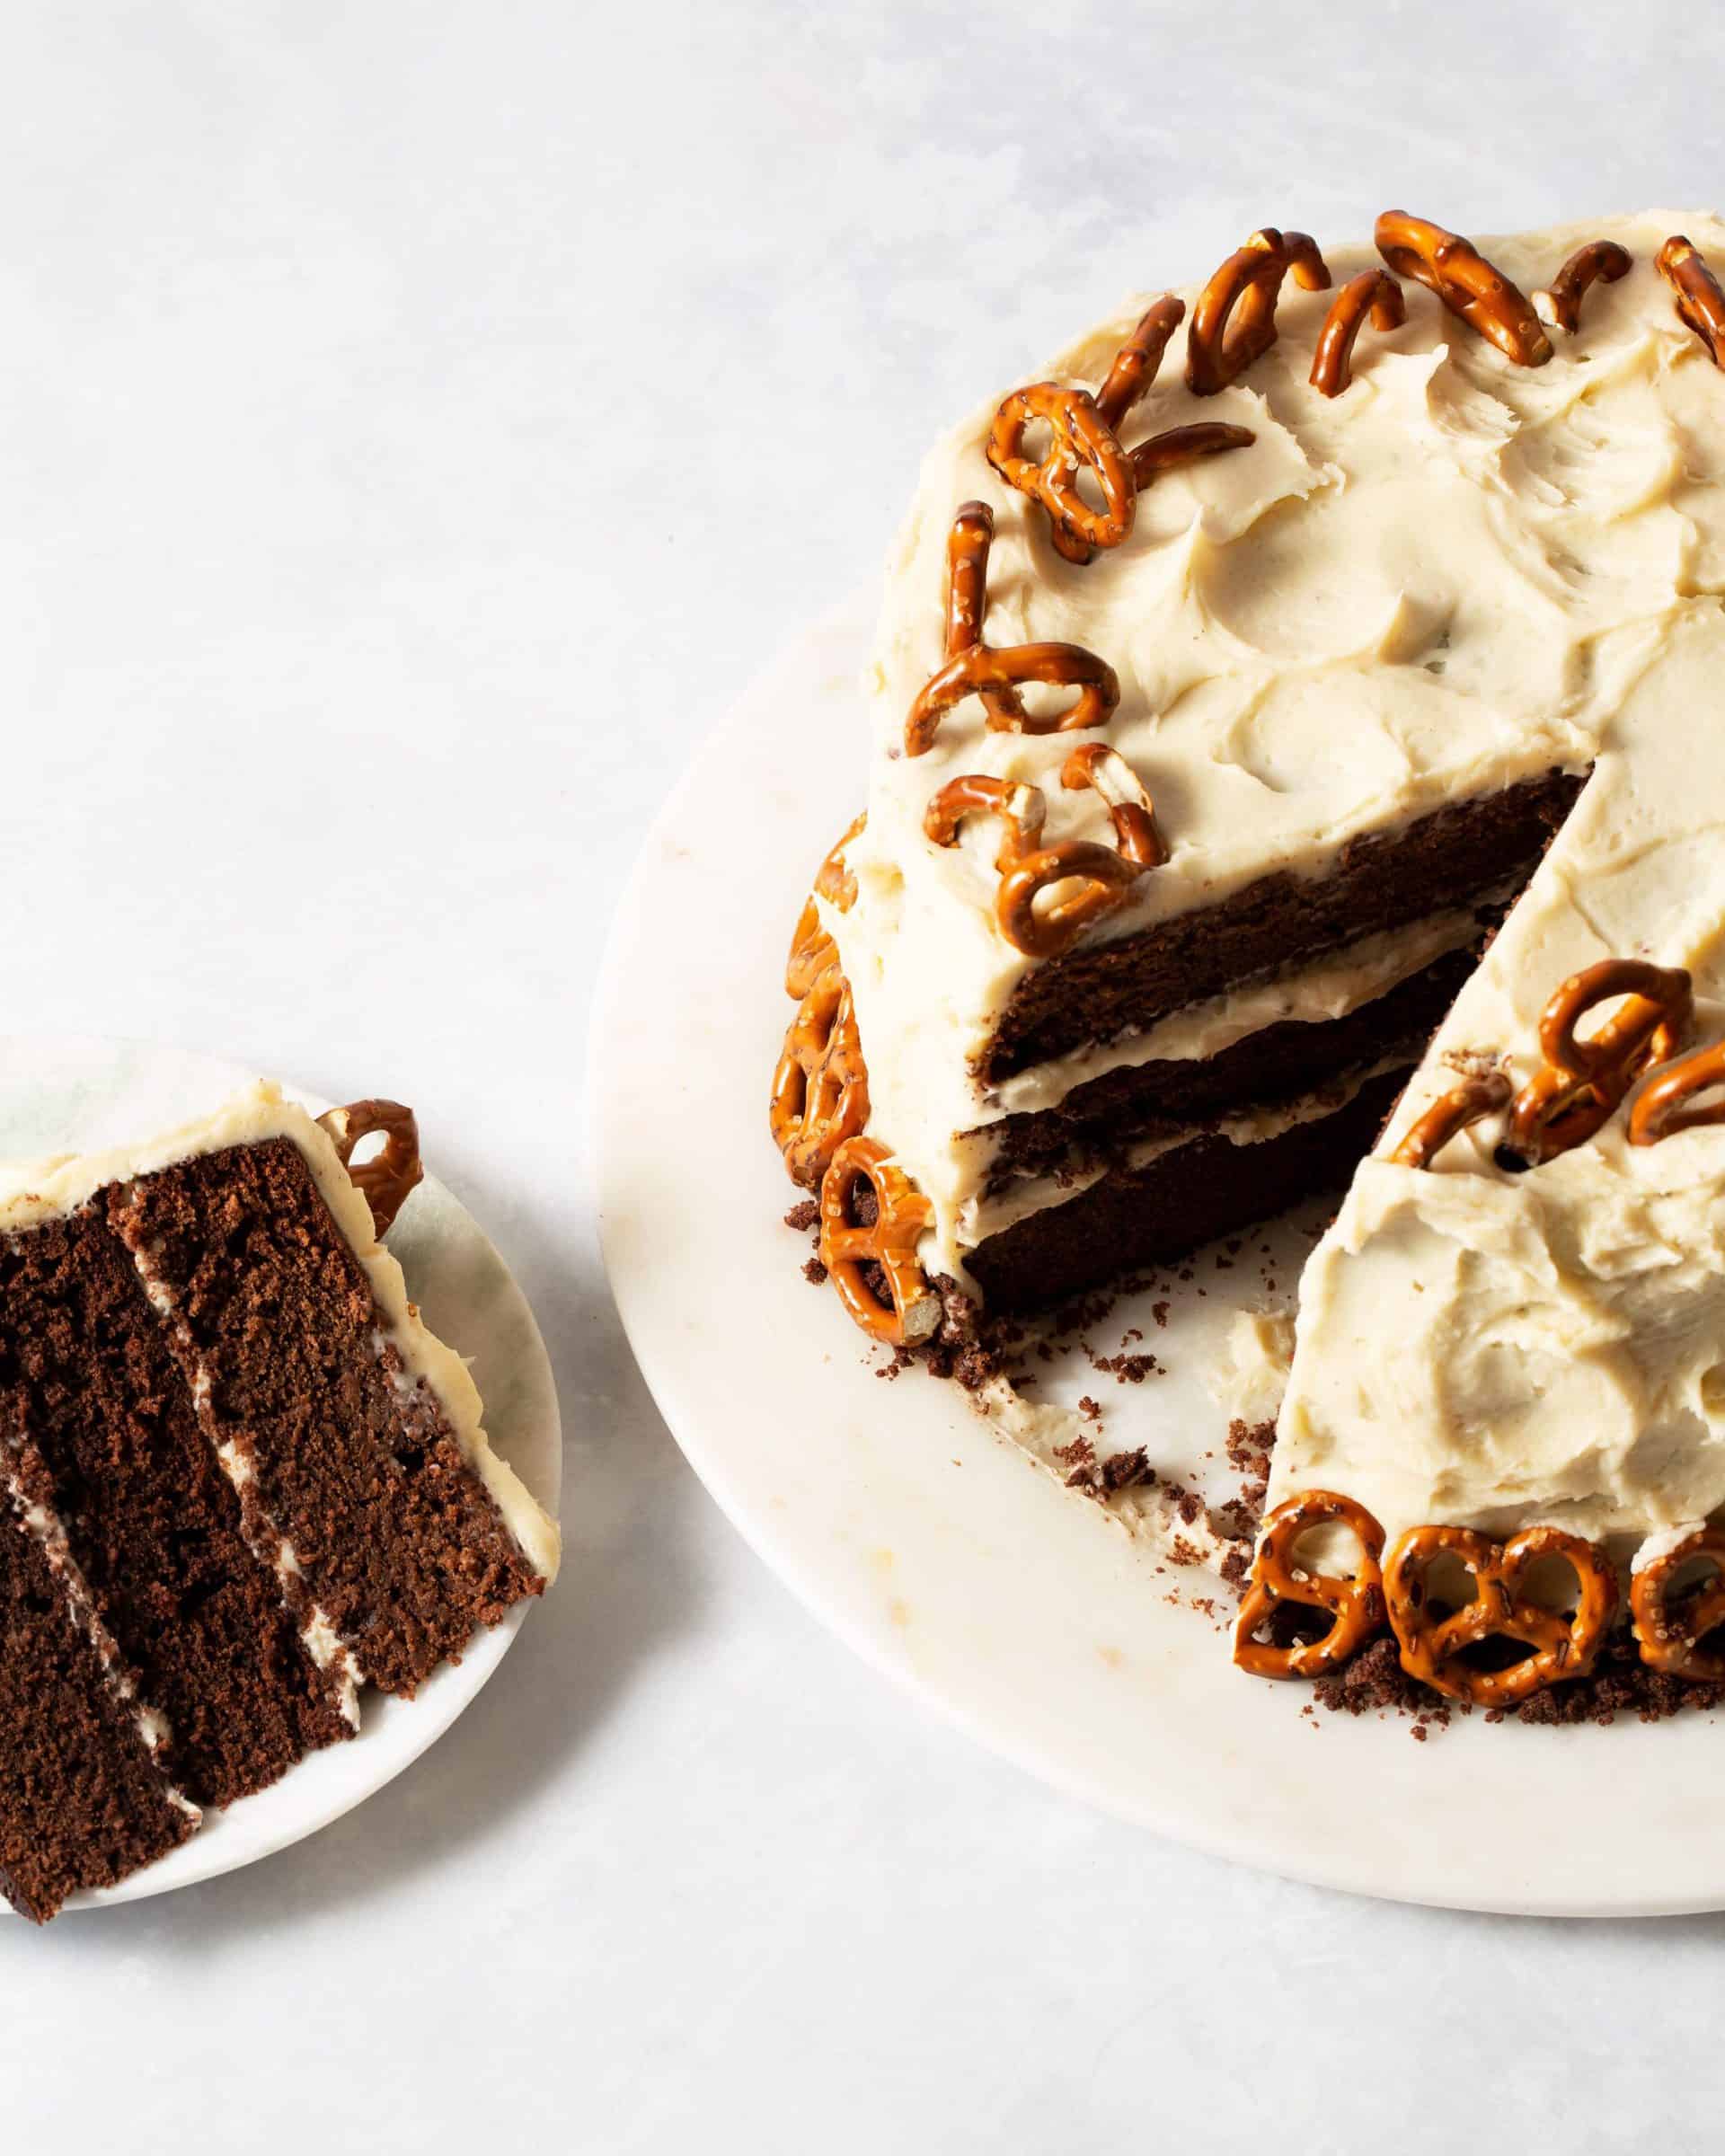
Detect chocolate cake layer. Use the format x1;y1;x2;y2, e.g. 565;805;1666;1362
979;943;1478;1197
0;1208;352;1808
0;1488;193;1923
985;771;1583;1080
114;1140;543;1697
967;1066;1408;1312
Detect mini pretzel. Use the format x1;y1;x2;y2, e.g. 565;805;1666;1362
1630;1528;1725;1679
1233;1490;1386;1680
1658;234;1725;367
1507;959;1693;1164
986;384;1136;563
905;502;1119;755
818;1135;939;1346
785;812;866;1000
1389;1071;1512;1169
922;773;1046;866
997;844;1144;959
1375;211;1552;367
1094;296;1187;428
1533;239;1632;334
1309;269;1406;395
1630;1039;1725;1145
1384;1524;1617;1705
924;767;1151;959
771;961;870;1188
1185;228;1331;396
1128;421;1255;488
1059;742;1167;870
317;1100;424;1238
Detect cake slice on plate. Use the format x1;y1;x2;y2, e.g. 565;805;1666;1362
0;1083;558;1918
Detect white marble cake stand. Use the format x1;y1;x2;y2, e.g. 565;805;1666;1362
594;595;1725;1919
0;1035;562;1913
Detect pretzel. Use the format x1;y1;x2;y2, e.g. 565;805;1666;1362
1506;959;1693;1164
1233;1490;1385;1680
1532;239;1632;334
1185;228;1331;396
1630;1527;1725;1680
1094;296;1187;428
1059;742;1168;870
1309;269;1406;395
316;1100;425;1238
1389;1071;1511;1169
1128;421;1255;488
1629;1039;1725;1145
922;773;1047;866
818;1136;940;1346
905;502;1119;755
986;384;1136;563
770;960;870;1188
1658;234;1725;367
785;812;866;1000
1384;1524;1617;1705
1375;211;1552;367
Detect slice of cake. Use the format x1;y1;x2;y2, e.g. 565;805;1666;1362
0;1084;559;1916
772;206;1725;1709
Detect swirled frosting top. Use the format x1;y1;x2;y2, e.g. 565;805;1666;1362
831;210;1725;1306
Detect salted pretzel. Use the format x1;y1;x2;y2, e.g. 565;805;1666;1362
818;1135;940;1346
785;812;866;1000
1506;959;1694;1164
1658;234;1725;367
1533;239;1632;334
1058;741;1167;870
1384;1524;1617;1705
986;384;1135;564
1185;228;1331;396
1389;1071;1512;1169
922;773;1046;865
771;960;870;1188
1233;1490;1386;1680
1630;1528;1725;1680
1375;211;1552;367
905;502;1119;755
1630;1039;1725;1145
1128;421;1255;490
1094;296;1187;427
316;1100;424;1238
1309;269;1406;395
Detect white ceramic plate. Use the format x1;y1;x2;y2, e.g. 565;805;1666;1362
595;595;1725;1919
0;1034;562;1913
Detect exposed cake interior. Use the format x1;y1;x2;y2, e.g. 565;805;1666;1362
0;1205;353;1806
114;1139;544;1695
0;1479;196;1922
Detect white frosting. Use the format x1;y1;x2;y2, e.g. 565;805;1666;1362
833;210;1725;1309
0;1083;562;1584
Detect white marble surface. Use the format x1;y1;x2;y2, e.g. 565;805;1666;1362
4;2;1725;2148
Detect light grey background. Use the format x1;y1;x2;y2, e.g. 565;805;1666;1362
4;3;1721;2149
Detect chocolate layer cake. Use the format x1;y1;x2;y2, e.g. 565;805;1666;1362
774;208;1725;1328
0;1084;559;1919
772;206;1725;1711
